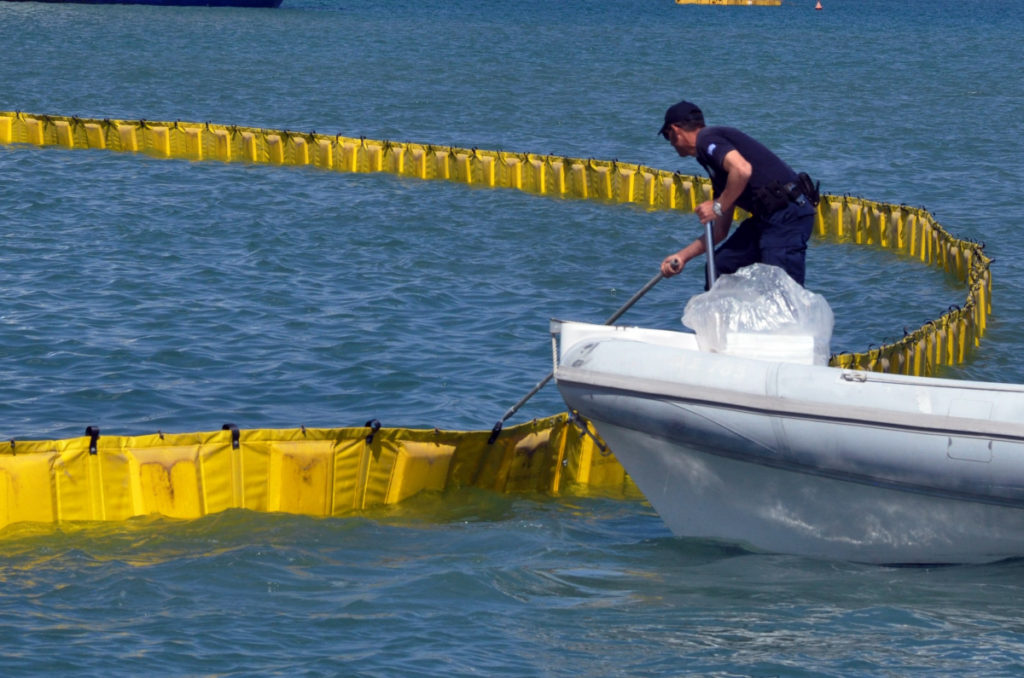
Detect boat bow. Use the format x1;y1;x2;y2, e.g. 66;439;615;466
553;320;1024;563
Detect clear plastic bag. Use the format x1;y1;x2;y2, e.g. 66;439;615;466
681;263;834;365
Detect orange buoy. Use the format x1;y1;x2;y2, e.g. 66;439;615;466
815;1;822;8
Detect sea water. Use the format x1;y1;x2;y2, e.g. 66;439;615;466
1;0;1023;674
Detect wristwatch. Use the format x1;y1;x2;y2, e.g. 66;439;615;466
712;201;723;217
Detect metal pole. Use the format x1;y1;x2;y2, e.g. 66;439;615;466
704;220;718;285
487;271;664;443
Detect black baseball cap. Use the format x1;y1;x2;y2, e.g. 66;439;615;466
658;100;704;137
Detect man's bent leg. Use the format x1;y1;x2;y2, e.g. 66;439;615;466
758;203;816;286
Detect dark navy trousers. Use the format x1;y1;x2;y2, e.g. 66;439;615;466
706;201;817;289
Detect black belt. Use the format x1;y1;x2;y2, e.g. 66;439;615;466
752;173;819;217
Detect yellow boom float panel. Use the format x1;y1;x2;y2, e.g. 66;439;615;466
0;415;633;531
0;111;993;530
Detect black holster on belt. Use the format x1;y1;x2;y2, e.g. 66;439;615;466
795;172;821;206
752;172;820;217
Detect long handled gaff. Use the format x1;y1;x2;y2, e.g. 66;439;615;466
487;271;664;444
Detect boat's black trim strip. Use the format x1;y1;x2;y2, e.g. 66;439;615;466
594;413;1024;510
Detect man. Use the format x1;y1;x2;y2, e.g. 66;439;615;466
657;100;818;287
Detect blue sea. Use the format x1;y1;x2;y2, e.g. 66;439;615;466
2;0;1024;674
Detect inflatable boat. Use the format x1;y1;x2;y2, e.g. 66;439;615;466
554;319;1024;564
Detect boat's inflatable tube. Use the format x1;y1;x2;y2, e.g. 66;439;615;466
555;321;1024;563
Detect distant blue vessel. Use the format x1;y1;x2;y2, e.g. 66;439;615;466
1;0;282;6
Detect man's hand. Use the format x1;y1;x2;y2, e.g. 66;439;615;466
695;200;718;223
660;252;685;278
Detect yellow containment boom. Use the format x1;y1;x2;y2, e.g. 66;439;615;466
0;111;994;531
0;415;631;531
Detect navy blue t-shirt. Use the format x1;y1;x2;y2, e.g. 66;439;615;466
695;126;798;214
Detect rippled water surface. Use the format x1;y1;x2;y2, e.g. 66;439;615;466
2;0;1024;674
